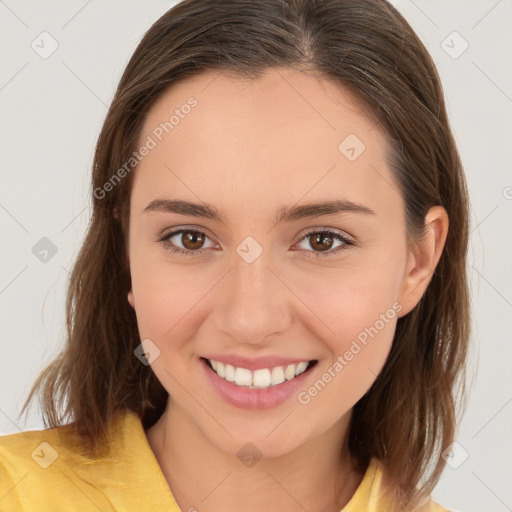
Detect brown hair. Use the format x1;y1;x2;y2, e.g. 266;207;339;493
20;0;471;509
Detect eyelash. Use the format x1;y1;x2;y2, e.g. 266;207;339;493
158;228;355;258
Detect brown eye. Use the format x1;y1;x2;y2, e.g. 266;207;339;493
308;232;335;252
180;231;206;250
294;229;354;258
159;229;214;256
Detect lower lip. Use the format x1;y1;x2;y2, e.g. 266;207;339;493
200;358;316;410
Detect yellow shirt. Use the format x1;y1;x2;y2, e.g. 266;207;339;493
0;410;449;511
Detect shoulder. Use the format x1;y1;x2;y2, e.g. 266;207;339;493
346;458;455;512
0;421;75;476
0;410;179;511
0;423;73;510
0;413;133;511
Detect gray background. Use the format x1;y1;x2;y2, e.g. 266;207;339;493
1;1;511;511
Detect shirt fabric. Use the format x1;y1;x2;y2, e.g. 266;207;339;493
0;409;449;511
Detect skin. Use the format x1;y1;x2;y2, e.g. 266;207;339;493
126;67;448;512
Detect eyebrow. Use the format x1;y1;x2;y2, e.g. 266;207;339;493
143;198;376;224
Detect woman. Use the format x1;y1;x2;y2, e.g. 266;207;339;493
0;0;470;510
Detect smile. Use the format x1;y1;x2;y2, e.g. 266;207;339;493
204;357;318;389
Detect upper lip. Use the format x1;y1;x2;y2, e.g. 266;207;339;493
202;354;316;371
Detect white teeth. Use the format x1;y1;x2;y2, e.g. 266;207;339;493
207;358;312;389
253;368;272;388
225;364;235;382
216;361;226;378
234;367;253;386
284;364;296;380
295;361;309;376
271;366;285;385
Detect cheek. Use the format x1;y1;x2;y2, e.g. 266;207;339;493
291;256;404;349
128;241;224;367
294;267;402;416
289;258;403;412
130;260;203;340
296;325;394;426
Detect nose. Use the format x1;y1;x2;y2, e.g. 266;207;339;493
212;246;293;346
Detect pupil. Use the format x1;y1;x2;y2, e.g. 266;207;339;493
184;231;204;250
312;233;332;251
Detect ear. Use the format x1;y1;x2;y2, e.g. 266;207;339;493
128;289;135;309
123;224;133;308
398;206;449;317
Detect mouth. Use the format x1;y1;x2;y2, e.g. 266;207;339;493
200;356;318;390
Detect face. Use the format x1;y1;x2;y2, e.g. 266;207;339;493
126;67;417;458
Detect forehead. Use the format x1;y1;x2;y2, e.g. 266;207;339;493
140;66;379;150
132;67;401;219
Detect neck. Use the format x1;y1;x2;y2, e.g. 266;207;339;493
146;400;365;512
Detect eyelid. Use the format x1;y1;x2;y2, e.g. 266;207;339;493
159;224;216;241
293;226;355;244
